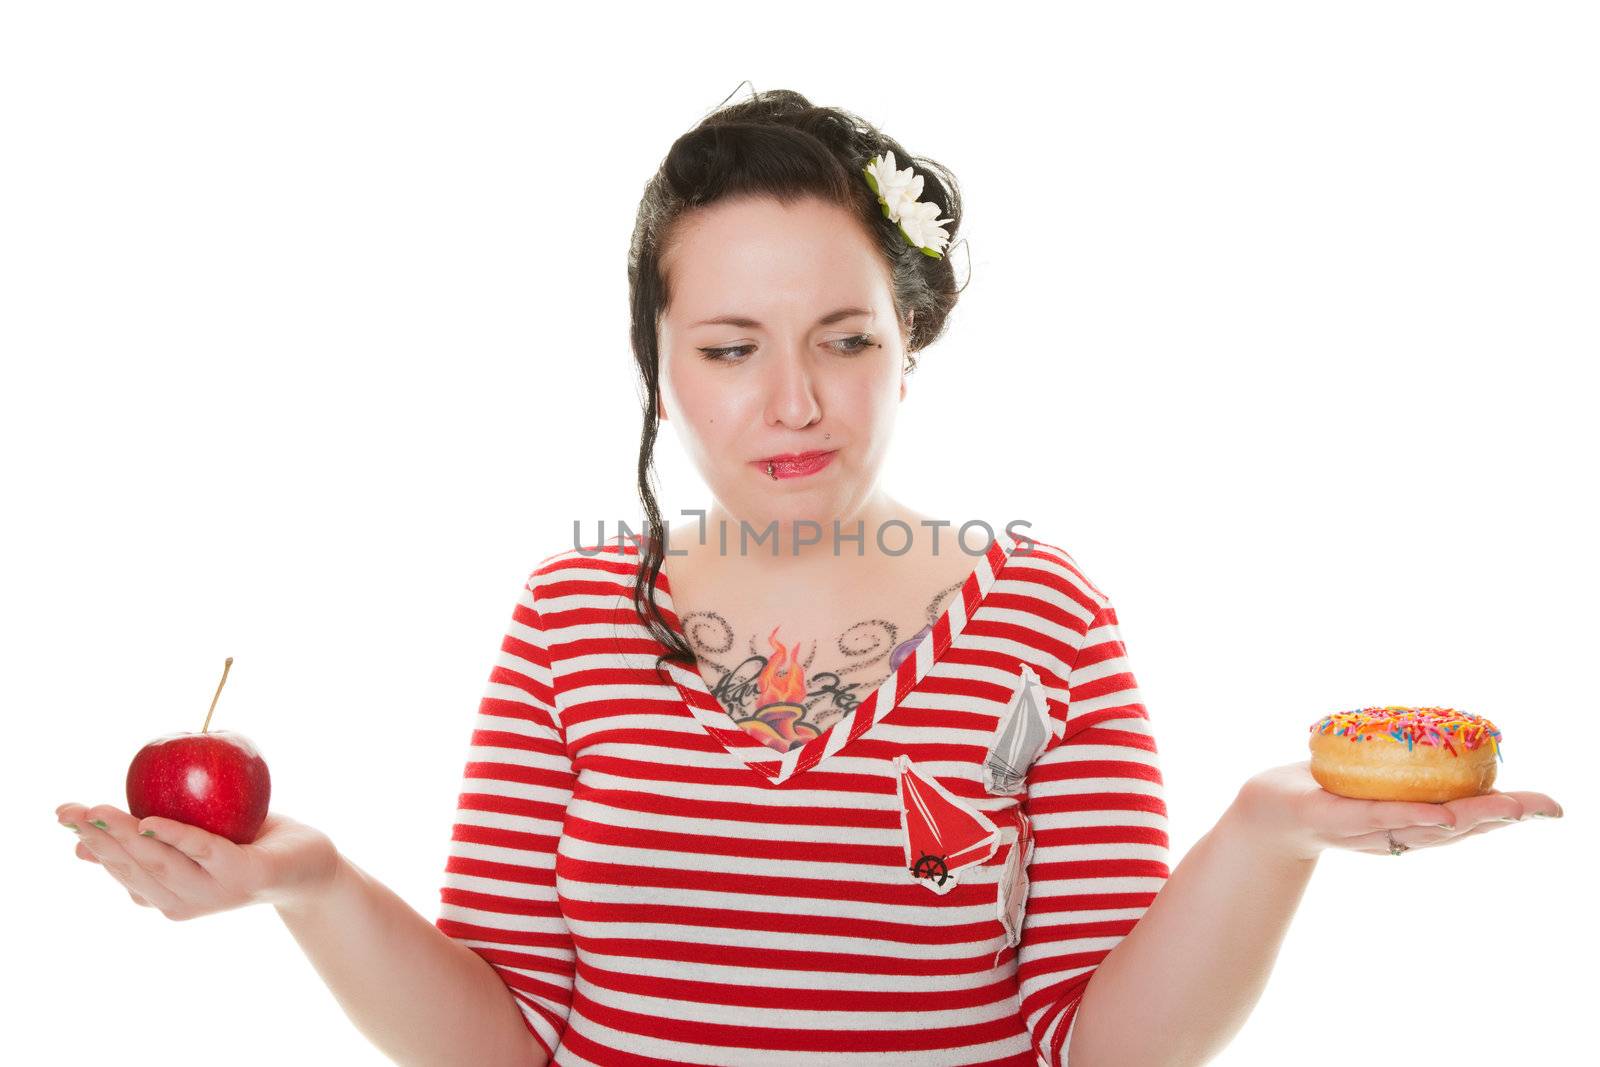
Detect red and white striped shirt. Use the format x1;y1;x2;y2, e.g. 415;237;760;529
435;529;1170;1065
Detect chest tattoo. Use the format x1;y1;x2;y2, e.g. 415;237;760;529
678;580;962;754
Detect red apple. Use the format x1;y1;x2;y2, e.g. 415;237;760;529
126;657;271;844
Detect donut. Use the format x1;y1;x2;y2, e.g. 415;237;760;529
1308;706;1503;803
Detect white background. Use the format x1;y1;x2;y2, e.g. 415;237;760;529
6;3;1595;1065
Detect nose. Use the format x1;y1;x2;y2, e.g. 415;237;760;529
762;343;823;429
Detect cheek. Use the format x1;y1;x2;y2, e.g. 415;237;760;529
661;354;706;417
668;363;755;435
856;376;904;427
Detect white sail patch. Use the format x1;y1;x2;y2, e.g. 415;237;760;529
995;812;1035;952
981;663;1054;796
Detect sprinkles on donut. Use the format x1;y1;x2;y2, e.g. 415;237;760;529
1307;706;1503;803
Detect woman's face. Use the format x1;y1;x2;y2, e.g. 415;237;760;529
656;194;910;545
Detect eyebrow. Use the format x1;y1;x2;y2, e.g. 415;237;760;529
690;306;874;329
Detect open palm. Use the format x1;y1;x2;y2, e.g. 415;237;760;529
1232;760;1563;861
56;801;339;919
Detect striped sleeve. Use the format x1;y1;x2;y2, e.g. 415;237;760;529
434;575;577;1060
1015;595;1172;1065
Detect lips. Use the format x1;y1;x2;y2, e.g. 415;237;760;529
751;449;838;480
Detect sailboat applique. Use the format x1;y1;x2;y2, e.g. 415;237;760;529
895;754;1001;894
982;663;1055;796
994;808;1035;953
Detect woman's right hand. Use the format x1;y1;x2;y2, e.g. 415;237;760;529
55;802;341;920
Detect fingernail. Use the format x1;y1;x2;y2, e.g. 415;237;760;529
141;829;156;837
1531;812;1551;818
60;821;79;831
90;819;109;830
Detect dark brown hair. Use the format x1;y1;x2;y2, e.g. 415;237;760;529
625;83;968;682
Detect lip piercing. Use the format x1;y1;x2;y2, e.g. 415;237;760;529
770;432;826;478
1386;829;1408;856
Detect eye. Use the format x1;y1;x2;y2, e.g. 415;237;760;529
695;334;878;364
697;344;754;364
833;333;876;355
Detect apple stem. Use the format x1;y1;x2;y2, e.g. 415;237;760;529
202;656;234;733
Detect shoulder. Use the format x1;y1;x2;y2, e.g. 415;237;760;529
1002;528;1113;614
523;532;653;606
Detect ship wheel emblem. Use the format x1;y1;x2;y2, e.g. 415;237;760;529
909;853;950;886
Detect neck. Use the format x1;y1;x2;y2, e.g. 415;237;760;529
675;494;930;579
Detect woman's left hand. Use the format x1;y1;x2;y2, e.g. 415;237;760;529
1229;760;1564;861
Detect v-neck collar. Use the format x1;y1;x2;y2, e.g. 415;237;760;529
655;529;1024;786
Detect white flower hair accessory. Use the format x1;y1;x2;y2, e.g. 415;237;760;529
863;150;953;259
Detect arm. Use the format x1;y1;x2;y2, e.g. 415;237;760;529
276;852;552;1067
1018;596;1316;1067
1065;801;1315;1067
431;575;578;1057
277;574;575;1066
1015;596;1172;1063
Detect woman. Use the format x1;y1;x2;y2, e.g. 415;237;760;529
55;87;1562;1067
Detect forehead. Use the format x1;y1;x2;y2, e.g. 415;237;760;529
664;195;890;321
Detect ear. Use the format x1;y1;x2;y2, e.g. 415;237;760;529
901;309;915;402
657;393;667;421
